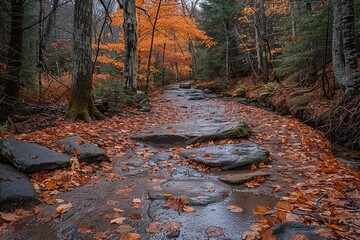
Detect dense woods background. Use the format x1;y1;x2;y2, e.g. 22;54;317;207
0;0;359;148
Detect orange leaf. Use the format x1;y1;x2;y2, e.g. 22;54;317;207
253;205;271;215
120;233;141;240
77;226;92;234
226;205;243;213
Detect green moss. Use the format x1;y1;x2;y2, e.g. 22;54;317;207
223;122;252;138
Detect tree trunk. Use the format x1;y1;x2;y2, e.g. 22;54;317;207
259;0;268;83
332;0;360;97
224;21;229;82
123;0;137;91
145;0;162;94
332;0;346;90
341;0;360;96
5;0;24;98
65;0;104;123
253;4;262;76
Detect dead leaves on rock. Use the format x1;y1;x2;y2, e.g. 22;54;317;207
162;197;195;212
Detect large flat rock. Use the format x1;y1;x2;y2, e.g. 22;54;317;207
218;170;271;184
180;143;270;170
148;179;231;206
0;138;70;172
131;121;251;147
0;163;38;203
55;136;108;163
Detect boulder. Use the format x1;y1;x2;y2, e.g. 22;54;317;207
0;163;38;203
0;138;70;172
139;99;152;112
55;136;108;163
272;222;327;240
179;83;191;89
132;121;251;147
219;170;271;184
180;143;269;170
148;179;231;206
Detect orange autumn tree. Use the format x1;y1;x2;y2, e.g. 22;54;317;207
98;0;211;89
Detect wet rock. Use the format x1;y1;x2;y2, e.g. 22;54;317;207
179;83;191;89
0;163;38;203
171;166;205;179
0;138;70;172
219;170;271;184
180;143;269;170
55;136;108;163
272;222;327;240
188;96;205;100
139;99;152;112
131;121;251;147
148;179;231;205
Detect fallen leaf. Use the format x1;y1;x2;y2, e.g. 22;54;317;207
110;217;126;224
106;199;119;205
105;173;120;181
127;213;142;221
146;221;162;233
183;206;196;212
289;234;308;240
116;225;134;234
251;164;257;171
272;184;281;192
55;203;73;214
242;230;259;240
113;208;125;213
226;205;243;213
120;233;141;240
132;198;141;203
254;205;271;215
77;226;92;234
0;212;21;222
276;201;294;212
205;226;224;238
94;231;111;239
163;221;181;232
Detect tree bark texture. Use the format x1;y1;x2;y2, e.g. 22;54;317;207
65;0;104;122
332;0;360;97
5;0;24;98
341;0;360;96
123;0;137;90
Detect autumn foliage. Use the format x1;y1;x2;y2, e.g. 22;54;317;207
98;0;211;84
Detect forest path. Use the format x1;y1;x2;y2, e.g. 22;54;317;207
2;83;358;240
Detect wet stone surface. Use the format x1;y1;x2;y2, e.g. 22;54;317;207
0;138;70;172
180;143;270;170
148;179;231;206
0;163;38;204
55;135;108;163
218;170;271;184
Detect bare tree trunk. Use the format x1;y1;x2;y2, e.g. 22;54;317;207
224;21;229;82
162;42;166;85
259;0;268;83
5;0;25;99
43;0;59;48
253;8;262;76
65;0;104;122
341;0;360;96
123;0;137;90
145;0;162;93
332;0;360;97
290;1;296;37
